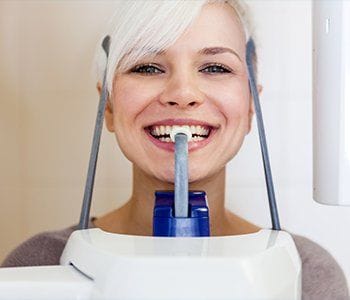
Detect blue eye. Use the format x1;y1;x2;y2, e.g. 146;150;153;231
201;64;231;74
131;64;163;75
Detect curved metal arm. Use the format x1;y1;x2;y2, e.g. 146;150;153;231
246;38;281;231
78;35;110;230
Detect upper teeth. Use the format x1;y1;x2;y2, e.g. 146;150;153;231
150;125;209;136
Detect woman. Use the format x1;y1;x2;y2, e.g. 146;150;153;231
2;1;349;299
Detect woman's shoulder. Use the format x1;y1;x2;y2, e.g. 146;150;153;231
1;226;76;268
290;233;349;299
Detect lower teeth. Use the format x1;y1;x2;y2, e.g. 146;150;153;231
159;137;171;142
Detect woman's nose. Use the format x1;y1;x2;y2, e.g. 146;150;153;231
159;72;205;109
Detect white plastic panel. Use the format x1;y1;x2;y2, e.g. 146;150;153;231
0;266;93;300
0;229;301;300
313;0;350;205
60;229;301;300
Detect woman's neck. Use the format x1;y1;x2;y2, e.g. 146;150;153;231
94;165;260;236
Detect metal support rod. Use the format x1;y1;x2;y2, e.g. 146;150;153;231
78;36;110;230
174;133;189;218
246;38;281;231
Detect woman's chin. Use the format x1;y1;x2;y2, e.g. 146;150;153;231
153;168;211;187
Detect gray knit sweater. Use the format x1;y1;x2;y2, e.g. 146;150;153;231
1;224;349;300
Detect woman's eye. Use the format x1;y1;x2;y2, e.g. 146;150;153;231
131;64;163;75
201;64;232;74
130;63;233;75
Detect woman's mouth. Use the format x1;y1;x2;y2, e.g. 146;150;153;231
144;123;218;152
150;124;211;142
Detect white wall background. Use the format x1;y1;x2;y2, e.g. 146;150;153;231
1;0;349;286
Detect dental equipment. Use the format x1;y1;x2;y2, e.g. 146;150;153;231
153;126;210;236
312;1;350;206
172;127;191;218
0;35;301;299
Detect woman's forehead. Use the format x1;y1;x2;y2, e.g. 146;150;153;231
182;3;246;49
124;5;245;61
150;4;245;56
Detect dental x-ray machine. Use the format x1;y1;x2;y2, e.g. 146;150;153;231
12;1;350;296
0;35;301;300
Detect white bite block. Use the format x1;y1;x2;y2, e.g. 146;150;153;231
170;125;192;142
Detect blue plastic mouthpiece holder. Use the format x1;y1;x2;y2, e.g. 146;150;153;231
153;190;210;237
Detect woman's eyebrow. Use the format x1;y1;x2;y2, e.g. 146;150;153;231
155;47;242;62
135;47;242;62
197;47;242;61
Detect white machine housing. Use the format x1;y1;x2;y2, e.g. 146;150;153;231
0;228;301;300
313;0;350;205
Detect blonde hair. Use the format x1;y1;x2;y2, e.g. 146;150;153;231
94;0;255;93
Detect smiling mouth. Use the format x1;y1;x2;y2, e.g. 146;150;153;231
145;125;212;143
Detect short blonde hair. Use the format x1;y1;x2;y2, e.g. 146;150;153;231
94;0;255;93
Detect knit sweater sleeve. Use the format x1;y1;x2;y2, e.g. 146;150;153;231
292;234;349;300
1;227;74;267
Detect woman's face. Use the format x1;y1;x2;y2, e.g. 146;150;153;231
105;3;254;184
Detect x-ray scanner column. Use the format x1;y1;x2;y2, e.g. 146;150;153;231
313;0;350;206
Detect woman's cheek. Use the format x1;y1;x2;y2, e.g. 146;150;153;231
113;91;139;117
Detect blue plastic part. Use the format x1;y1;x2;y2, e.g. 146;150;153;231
153;191;210;237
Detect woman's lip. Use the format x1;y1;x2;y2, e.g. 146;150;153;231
144;118;219;129
144;128;217;153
